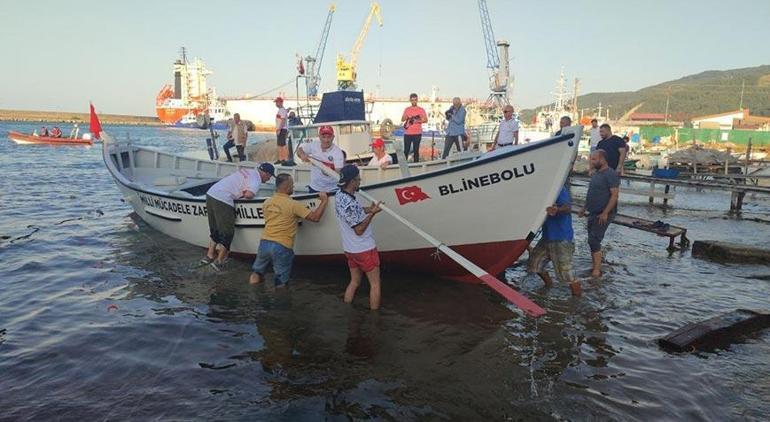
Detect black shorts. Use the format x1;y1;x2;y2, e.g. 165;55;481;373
277;129;288;147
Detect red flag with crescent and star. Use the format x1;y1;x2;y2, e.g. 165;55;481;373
394;186;430;205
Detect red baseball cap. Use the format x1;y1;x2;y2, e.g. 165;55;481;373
319;125;334;136
370;138;385;148
273;96;284;103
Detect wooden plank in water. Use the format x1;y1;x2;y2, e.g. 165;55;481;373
659;309;770;352
692;240;770;265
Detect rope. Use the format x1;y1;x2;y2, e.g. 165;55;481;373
431;243;445;260
245;78;297;99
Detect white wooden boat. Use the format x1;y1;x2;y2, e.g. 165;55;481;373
103;127;581;282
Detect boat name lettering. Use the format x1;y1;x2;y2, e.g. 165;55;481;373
438;163;536;196
235;206;264;220
139;194;208;216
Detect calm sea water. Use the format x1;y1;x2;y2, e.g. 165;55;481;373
1;121;769;421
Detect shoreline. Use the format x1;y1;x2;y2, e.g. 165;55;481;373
0;109;163;126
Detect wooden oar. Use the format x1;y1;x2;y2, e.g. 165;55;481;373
307;156;546;317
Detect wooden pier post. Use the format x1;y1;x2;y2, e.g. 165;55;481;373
730;190;746;213
663;184;671;206
649;181;655;204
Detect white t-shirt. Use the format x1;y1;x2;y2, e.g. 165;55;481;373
206;168;262;206
335;190;376;253
497;118;519;146
276;107;288;130
367;154;392;168
299;140;345;192
589;127;602;148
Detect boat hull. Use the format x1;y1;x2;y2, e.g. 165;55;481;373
7;131;93;145
104;129;580;282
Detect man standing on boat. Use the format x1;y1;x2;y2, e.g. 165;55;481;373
367;138;392;169
203;162;276;269
401;93;428;162
596;123;628;176
335;165;382;310
553;116;572;136
296;125;345;193
275;97;289;164
249;173;329;287
579;150;620;278
443;97;466;159
492;105;519;149
224;113;248;162
589;119;602;152
528;185;581;296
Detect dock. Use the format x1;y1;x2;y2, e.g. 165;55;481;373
571;199;689;250
571;172;770;213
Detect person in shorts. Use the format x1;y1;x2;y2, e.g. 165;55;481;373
528;185;581;296
249;173;329;287
334;165;383;310
274;97;289;164
579;149;620;278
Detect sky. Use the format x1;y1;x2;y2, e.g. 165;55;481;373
2;0;770;115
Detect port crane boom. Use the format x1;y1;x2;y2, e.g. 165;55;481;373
305;3;336;98
478;0;511;111
336;2;383;90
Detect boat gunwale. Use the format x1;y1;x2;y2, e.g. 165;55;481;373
103;132;576;204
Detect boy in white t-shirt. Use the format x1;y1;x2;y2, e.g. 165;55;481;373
367;138;392;169
334;165;382;310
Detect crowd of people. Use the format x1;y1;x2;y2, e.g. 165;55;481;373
204;94;628;304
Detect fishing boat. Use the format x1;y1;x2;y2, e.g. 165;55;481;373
102;121;581;282
7;130;94;145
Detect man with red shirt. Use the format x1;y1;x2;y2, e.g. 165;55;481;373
400;93;428;162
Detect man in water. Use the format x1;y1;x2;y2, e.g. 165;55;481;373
203;163;275;269
596;123;628;175
249;173;329;287
579;150;620;278
334;165;382;310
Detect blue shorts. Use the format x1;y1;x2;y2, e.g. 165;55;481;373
251;240;295;286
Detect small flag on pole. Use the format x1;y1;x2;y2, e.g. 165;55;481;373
90;102;102;139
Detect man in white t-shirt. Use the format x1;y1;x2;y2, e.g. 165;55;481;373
274;97;289;164
202;162;275;269
367;138;392;169
493;105;519;149
296;125;345;192
589;118;602;152
334;165;382;310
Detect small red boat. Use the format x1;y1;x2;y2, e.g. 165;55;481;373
7;130;94;145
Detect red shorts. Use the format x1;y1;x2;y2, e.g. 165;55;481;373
345;248;380;273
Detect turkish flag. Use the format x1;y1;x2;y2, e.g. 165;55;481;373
89;102;102;139
395;186;430;205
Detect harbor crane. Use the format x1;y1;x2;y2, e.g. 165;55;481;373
305;3;335;98
336;2;383;91
478;0;511;112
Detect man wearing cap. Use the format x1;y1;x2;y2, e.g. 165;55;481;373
249;173;329;287
443;97;466;159
367;138;392;169
274;97;289;164
335;165;383;310
296;125;345;193
224;113;248;162
203;162;276;269
401;93;428;162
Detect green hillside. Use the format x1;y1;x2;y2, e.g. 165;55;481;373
521;65;770;122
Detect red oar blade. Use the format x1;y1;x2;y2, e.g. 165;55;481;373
479;274;546;317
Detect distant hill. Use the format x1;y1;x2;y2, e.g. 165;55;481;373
520;65;770;122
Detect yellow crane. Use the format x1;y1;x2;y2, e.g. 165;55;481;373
336;2;382;90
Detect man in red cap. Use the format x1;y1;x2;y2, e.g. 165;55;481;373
367;138;392;169
296;125;345;192
274;97;289;164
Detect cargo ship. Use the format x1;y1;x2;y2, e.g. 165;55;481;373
155;48;229;128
